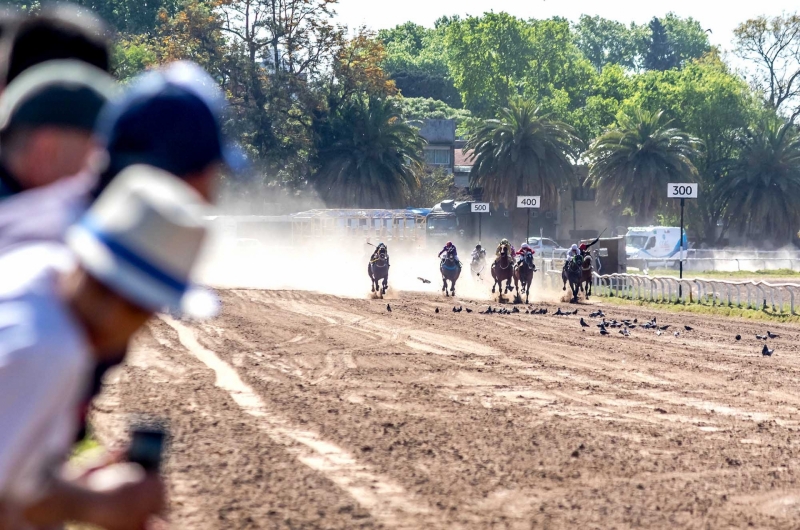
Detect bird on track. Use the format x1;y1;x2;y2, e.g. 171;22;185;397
525;310;530;314
659;325;671;331
555;308;565;316
600;329;610;336
572;309;579;315
580;318;590;328
674;331;680;338
656;330;663;336
589;310;604;318
735;335;741;341
628;324;637;329
767;331;779;339
452;306;458;313
684;325;693;331
417;277;431;284
512;307;520;314
620;328;630;337
465;308;473;314
386;304;392;312
756;334;766;340
762;344;774;357
633;318;638;324
435;308;439;314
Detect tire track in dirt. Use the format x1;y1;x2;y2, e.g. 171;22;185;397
160;315;445;529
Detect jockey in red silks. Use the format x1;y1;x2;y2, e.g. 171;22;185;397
516;242;536;260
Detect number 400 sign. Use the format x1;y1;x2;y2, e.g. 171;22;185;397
667;183;698;199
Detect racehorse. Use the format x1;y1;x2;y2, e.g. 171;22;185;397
368;247;389;297
580;254;593;299
491;244;515;296
470;252;487;279
440;248;460;296
514;251;536;304
561;255;583;303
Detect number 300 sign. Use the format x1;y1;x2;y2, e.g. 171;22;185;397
667;183;698;199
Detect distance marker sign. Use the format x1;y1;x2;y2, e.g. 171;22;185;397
471;202;490;213
667;183;698;199
516;196;541;208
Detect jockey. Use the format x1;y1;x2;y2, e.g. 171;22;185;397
471;244;486;262
579;236;601;257
496;238;515;258
371;242;389;266
566;244;581;263
438;241;461;267
516;242;536;260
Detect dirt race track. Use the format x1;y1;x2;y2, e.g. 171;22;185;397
92;288;800;529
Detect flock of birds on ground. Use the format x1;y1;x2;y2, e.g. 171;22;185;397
383;302;780;357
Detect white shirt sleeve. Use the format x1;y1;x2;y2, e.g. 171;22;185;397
0;302;88;505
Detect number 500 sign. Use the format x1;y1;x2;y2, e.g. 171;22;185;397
667;183;698;199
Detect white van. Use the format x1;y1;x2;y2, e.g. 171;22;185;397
626;226;688;268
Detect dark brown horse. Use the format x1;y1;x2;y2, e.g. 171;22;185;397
440;248;460;296
580;254;593;299
368;247;389;297
491;244;514;296
513;251;536;304
561;255;582;303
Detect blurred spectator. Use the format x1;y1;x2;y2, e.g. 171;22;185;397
0;164;213;529
0;59;239;447
0;60;116;199
0;4;110;90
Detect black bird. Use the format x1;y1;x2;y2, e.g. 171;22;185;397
600;329;610;336
417;277;431;284
512;307;520;314
525;310;530;314
767;331;779;339
659;325;671;331
580;318;590;328
735;334;741;341
762;344;774;357
541;308;548;315
633;318;638;324
756;334;766;340
555;308;565;316
435;308;439;314
465;308;473;314
589;311;602;318
572;309;579;315
628;324;637;329
386;304;392;312
453;307;458;313
684;325;693;331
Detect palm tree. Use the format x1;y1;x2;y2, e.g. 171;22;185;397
586;108;703;224
715;118;800;245
314;96;424;208
467;99;582;238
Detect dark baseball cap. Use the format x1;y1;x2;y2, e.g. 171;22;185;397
95;61;245;179
0;59;116;133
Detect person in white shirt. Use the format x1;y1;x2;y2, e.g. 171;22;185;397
0;164;214;529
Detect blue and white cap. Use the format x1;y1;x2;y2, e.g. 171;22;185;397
66;165;218;318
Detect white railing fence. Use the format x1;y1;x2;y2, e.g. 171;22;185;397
536;259;800;314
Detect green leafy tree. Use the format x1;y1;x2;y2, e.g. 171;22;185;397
644;18;677;71
587;108;703;224
395;97;477;136
445;12;534;115
620;56;758;242
573;15;642;71
715;118;800;245
661;13;711;68
467;99;582;237
379;22;460;106
312;96;424;208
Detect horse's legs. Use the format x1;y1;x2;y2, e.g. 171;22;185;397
451;278;456;296
442;276;447;294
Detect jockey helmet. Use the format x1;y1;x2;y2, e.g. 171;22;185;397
476;244;482;250
446;241;452;247
521;243;530;249
579;243;588;251
501;238;509;245
571;244;579;251
378;242;385;247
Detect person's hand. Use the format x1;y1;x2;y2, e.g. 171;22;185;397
87;464;166;530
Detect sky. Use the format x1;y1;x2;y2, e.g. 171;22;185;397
334;0;798;53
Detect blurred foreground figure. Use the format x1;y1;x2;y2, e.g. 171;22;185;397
0;165;213;529
0;4;110;90
0;60;116;199
0;60;239;250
